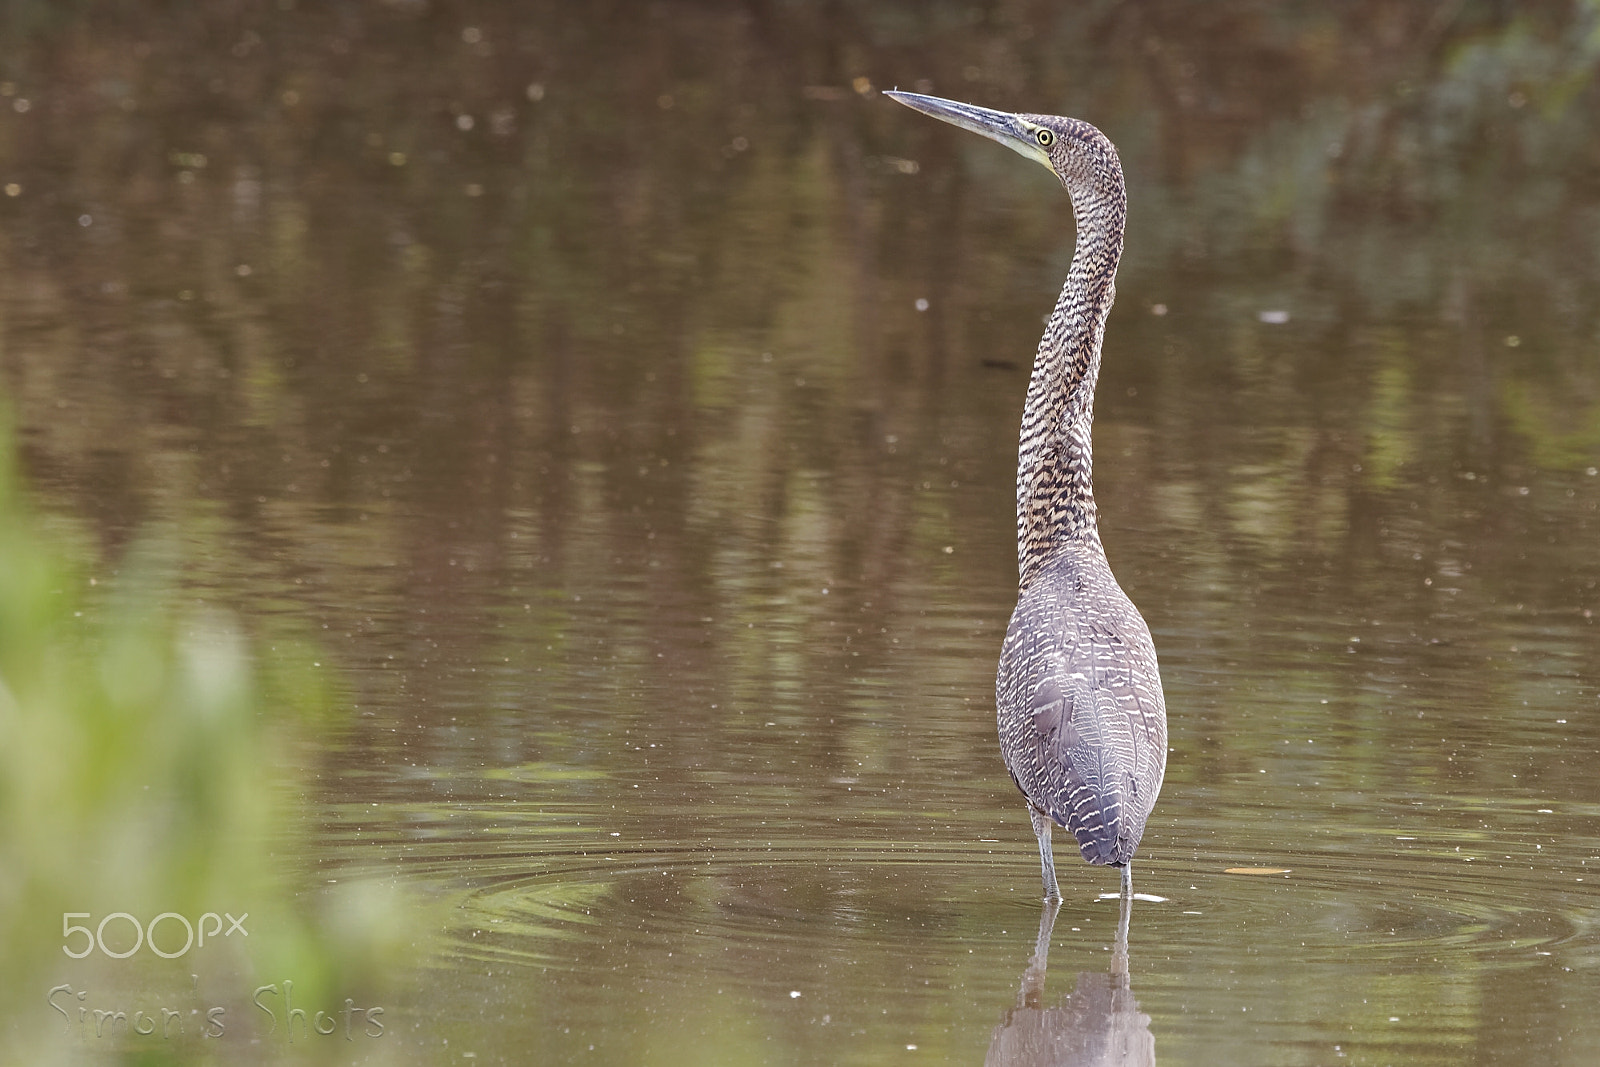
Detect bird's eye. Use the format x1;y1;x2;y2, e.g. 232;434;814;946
1035;128;1055;147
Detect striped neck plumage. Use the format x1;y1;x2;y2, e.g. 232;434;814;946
1015;184;1126;588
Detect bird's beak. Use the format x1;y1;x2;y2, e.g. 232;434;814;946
884;90;1053;173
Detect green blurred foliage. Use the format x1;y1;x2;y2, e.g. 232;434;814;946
0;427;418;1063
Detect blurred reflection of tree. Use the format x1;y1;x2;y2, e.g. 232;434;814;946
0;0;1596;801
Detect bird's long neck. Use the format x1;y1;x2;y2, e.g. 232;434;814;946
1015;182;1126;589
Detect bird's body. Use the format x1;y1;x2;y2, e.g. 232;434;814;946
887;91;1167;900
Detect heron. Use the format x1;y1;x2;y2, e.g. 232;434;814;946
887;91;1167;901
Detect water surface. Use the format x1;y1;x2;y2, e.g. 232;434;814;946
4;3;1600;1064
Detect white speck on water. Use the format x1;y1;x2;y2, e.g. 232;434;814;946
915;298;929;311
1258;309;1289;324
790;990;802;999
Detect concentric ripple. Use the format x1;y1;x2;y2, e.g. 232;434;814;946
344;802;1600;981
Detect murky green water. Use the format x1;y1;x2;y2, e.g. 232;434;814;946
4;3;1600;1064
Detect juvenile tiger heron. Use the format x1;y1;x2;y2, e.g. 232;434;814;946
887;91;1167;901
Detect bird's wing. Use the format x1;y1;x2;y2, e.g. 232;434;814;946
1003;601;1165;864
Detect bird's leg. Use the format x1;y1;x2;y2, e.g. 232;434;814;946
1028;806;1061;902
1120;861;1132;899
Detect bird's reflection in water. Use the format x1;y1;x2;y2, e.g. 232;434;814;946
985;895;1156;1066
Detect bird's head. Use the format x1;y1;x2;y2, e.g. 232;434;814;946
884;90;1122;201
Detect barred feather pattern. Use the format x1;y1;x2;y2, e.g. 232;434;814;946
996;116;1167;869
1013;116;1126;587
998;545;1166;865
